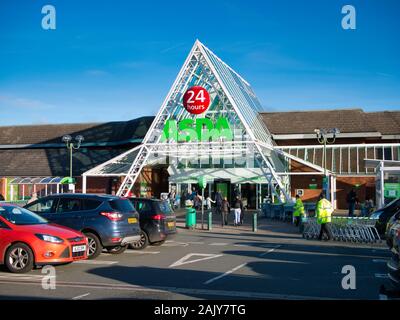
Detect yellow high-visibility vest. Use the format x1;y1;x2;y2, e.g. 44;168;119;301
316;198;333;224
293;199;305;217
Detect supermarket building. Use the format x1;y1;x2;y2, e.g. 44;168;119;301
0;41;399;209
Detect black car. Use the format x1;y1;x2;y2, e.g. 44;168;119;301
387;219;400;289
24;194;140;259
128;198;176;250
386;210;400;249
370;198;400;235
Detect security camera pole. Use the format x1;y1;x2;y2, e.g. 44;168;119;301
314;128;340;200
62;134;84;191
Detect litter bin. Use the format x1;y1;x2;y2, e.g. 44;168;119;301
186;207;196;229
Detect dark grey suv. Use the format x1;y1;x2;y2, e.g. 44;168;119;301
24;194;140;259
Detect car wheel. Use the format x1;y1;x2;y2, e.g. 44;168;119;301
84;232;102;260
151;239;165;246
5;243;34;273
129;230;149;250
106;245;128;254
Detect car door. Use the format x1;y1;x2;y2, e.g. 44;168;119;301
0;218;13;262
54;197;84;231
24;197;58;221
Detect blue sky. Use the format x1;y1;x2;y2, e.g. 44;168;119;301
0;0;399;125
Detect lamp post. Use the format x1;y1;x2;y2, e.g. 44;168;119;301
314;128;340;200
62;134;84;180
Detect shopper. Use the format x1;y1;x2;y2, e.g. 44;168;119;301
293;194;305;227
215;189;223;217
316;193;333;241
233;196;243;227
27;192;38;204
221;197;230;227
206;195;215;211
346;188;357;217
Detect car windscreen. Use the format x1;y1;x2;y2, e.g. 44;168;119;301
0;206;48;225
385;198;400;209
109;199;135;212
156;201;173;215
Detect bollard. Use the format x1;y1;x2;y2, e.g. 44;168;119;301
208;211;212;231
253;212;258;232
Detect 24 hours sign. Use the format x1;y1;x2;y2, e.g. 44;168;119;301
183;86;210;114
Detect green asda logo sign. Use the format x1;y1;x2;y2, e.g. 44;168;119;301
161;117;233;142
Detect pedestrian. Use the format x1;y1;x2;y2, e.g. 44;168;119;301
27;192;38;204
346;188;357;217
206;195;215;211
293;194;305;227
221;197;230;227
215;189;223;218
316;193;333;241
232;196;243;227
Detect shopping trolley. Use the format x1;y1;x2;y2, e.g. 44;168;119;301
302;216;381;243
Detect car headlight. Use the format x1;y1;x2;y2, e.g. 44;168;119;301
35;234;64;244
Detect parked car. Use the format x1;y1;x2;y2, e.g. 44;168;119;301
370;198;400;235
387;221;400;289
24;194;140;259
0;204;87;273
128;198;177;250
385;210;400;249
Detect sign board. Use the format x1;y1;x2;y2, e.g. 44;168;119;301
198;176;207;189
183;86;210;115
309;184;318;190
295;189;304;197
384;183;400;199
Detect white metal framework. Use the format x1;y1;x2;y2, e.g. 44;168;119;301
278;143;400;175
83;40;325;202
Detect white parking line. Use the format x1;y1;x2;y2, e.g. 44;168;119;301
125;251;160;255
186;242;205;245
260;245;281;257
204;245;281;285
0;278;335;300
209;243;228;246
74;260;118;265
375;273;389;279
204;263;247;285
72;293;90;300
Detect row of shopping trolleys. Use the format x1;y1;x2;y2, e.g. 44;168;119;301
302;216;381;243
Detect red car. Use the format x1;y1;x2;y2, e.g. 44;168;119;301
0;204;88;273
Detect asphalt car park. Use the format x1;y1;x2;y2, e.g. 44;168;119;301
0;217;395;300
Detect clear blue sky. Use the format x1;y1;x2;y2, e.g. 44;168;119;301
0;0;399;125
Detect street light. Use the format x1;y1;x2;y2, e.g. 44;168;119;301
314;128;340;199
62;134;84;179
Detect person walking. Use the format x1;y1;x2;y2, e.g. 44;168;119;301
346;188;357;217
215;189;223;218
293;194;305;227
316;193;334;241
221;197;230;227
206;195;215;211
233;196;243;227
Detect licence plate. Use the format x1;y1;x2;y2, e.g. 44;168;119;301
72;245;86;253
128;217;138;224
167;221;175;228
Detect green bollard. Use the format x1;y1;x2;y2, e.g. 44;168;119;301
208;211;212;231
253;212;258;232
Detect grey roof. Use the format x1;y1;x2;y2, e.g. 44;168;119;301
0;116;154;146
260;109;400;135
